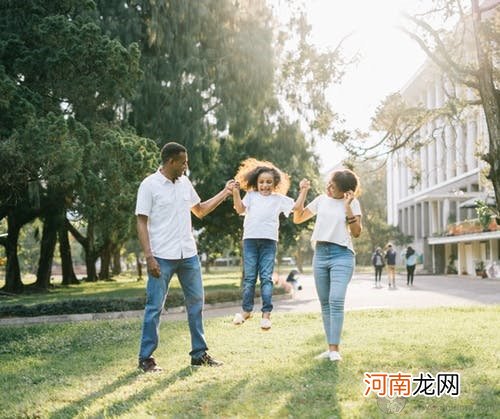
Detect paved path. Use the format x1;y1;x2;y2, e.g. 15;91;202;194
1;272;498;326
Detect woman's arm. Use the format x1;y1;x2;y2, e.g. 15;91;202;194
293;179;314;223
344;190;362;237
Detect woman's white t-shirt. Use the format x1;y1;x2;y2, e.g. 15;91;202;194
242;191;295;241
307;194;362;253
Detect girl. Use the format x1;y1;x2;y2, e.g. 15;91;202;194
231;158;304;330
293;169;362;361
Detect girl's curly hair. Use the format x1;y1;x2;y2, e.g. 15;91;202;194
235;158;290;195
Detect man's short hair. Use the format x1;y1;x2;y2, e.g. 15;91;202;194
161;142;187;163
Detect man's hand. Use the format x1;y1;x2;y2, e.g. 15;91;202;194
224;179;237;196
146;255;161;278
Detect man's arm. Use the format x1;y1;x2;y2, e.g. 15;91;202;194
191;180;235;219
136;214;160;278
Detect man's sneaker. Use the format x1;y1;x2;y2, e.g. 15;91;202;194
329;351;342;362
191;353;223;367
260;318;272;330
314;351;330;360
138;357;162;372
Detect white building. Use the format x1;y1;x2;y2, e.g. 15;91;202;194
387;60;499;276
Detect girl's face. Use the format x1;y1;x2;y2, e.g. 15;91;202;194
257;171;275;195
326;178;343;199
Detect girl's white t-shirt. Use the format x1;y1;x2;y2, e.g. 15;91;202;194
307;194;362;252
242;191;295;241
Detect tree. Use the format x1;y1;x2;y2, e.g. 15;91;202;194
346;1;499;213
0;0;145;291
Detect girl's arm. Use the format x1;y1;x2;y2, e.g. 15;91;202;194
232;183;246;214
293;178;314;224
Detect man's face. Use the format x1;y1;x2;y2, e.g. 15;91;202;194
168;152;188;180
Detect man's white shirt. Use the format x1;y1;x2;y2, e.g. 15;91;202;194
135;171;200;259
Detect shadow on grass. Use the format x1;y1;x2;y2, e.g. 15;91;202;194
49;366;195;419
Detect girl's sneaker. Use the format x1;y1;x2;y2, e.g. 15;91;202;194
260;318;272;330
232;312;251;325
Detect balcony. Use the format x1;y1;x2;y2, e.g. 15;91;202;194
446;218;498;236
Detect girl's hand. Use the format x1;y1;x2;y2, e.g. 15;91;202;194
225;179;237;196
344;190;355;204
299;178;311;190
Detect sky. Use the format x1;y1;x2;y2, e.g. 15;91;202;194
301;0;428;171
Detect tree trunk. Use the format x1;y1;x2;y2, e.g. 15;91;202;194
34;211;59;290
136;253;143;281
472;0;500;214
112;245;122;275
59;220;79;285
2;218;23;294
67;219;98;281
99;240;112;280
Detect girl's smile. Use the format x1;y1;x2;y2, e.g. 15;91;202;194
257;172;275;196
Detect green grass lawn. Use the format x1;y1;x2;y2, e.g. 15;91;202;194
0;269;243;308
1;306;498;418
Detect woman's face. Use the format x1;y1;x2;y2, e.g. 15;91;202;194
326;178;343;198
257;172;275;196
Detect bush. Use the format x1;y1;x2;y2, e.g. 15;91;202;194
0;287;286;318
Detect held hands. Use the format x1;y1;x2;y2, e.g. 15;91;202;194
224;179;237;197
299;178;311;191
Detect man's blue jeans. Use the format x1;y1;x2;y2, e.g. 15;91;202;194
138;255;207;360
242;239;277;313
313;242;355;345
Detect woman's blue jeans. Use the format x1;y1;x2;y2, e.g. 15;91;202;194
313;242;355;345
138;255;207;361
242;239;277;313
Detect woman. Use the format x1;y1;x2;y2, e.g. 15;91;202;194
404;246;417;286
294;169;362;361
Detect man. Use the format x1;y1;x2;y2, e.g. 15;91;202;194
384;243;397;288
135;142;234;372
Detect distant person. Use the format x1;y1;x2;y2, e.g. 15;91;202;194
135;142;235;372
371;247;385;287
385;243;397;288
404;246;417;286
231;158;305;330
293;169;362;362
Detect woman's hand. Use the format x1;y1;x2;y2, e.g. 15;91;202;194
343;190;355;204
299;178;311;191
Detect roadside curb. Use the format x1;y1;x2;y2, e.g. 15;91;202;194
0;293;293;327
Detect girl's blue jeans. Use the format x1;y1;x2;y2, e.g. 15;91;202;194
138;255;207;361
242;238;277;313
313;242;355;345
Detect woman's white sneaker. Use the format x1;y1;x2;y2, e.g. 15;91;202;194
329;351;342;361
314;351;330;360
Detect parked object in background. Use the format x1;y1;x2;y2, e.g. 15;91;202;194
286;269;302;291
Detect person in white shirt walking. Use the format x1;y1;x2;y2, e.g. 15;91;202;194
231;158;306;330
293;169;362;362
135;142;235;372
